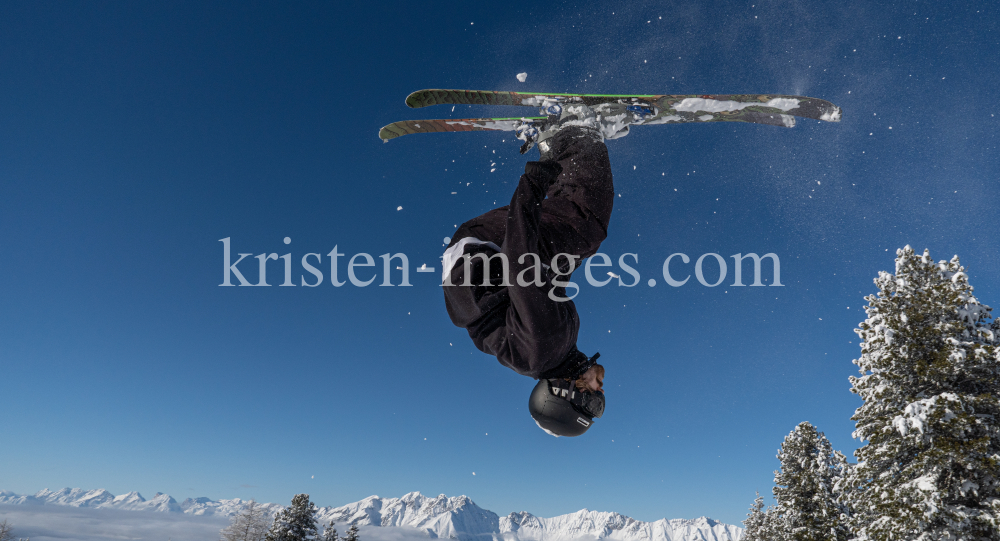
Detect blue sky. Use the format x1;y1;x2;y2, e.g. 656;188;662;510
1;0;998;527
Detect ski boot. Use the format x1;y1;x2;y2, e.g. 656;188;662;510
514;101;635;155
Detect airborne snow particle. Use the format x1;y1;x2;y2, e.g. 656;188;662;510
472;472;476;475
516;72;528;82
443;237;451;243
397;206;403;211
283;237;291;244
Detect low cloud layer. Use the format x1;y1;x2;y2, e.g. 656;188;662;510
0;505;438;541
1;505;230;541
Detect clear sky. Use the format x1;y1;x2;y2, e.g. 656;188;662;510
1;0;998;527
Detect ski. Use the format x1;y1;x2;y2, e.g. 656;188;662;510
404;89;842;124
379;117;550;142
379;109;799;143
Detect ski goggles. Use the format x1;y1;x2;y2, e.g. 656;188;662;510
548;379;605;419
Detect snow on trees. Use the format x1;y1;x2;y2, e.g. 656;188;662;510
221;499;272;541
845;246;1000;540
265;494;320;541
741;492;786;541
773;422;850;541
321;521;339;541
0;519;14;541
742;423;850;541
343;523;360;541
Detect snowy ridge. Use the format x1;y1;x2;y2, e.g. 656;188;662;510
179;496;284;517
499;509;740;541
0;488;742;541
317;492;500;540
0;488;280;517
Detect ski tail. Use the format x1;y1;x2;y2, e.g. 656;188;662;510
735;111;797;128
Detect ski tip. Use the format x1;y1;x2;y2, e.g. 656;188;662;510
405;90;430;109
378;125;402;141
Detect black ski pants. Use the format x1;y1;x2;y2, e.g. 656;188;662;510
450;128;615;266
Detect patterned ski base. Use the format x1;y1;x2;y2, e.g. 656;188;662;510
406;89;841;121
379;110;798;142
381;89;841;142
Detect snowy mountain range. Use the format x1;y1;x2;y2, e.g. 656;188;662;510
0;488;742;541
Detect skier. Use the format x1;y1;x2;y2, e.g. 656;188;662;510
441;104;631;437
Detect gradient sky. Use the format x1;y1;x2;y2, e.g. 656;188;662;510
1;0;998;527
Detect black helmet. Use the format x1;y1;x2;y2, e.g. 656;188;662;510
528;378;605;437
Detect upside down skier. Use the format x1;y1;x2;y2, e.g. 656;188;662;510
441;103;633;437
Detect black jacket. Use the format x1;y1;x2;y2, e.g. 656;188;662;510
443;161;595;380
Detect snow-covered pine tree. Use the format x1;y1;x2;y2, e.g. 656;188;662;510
773;422;850;541
741;492;787;541
265;494;319;541
321;521;338;541
742;493;768;541
343;523;360;541
220;499;271;541
846;246;1000;540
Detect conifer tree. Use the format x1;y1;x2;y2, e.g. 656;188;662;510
773;422;850;541
343;523;360;541
265;494;319;541
741;493;768;541
321;521;338;541
845;246;1000;540
741;492;786;541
